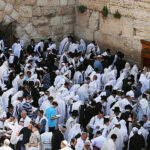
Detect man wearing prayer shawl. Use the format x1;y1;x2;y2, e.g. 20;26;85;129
65;110;78;140
14;40;22;59
108;124;124;150
101;134;117;150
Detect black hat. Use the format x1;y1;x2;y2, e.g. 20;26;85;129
7;104;14;109
125;104;132;110
113;107;121;113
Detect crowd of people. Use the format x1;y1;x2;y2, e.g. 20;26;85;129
0;36;150;150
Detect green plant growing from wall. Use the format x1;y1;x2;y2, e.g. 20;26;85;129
101;6;108;18
114;10;121;19
78;5;87;13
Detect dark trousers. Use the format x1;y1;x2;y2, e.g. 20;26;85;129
49;127;55;133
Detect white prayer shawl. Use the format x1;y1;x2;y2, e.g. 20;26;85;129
76;137;88;150
59;37;68;55
1;88;15;111
86;43;95;55
12;75;21;93
101;138;116;150
78;39;86;54
106;95;116;115
102;67;111;85
71;59;80;69
68;43;79;53
34;42;44;56
12;43;17;52
69;84;80;93
14;43;22;58
55;93;66;127
41;132;52;150
11;91;23;107
65;116;77;140
39;116;49;132
113;71;128;90
10;122;23;145
108;127;124;150
89;71;96;81
84;65;94;81
120;120;128;142
0;61;9;83
73;71;83;84
77;84;89;103
89;80;99;96
59;53;69;69
0;40;5;51
139;73;149;93
54;75;63;86
49;43;56;50
130;65;138;83
72;100;83;111
68;123;81;142
0;108;6;128
40;100;52;114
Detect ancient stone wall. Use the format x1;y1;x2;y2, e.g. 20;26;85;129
0;0;75;45
75;0;150;64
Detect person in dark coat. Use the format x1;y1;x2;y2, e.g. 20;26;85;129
31;81;40;107
52;125;66;150
26;39;35;55
129;128;145;150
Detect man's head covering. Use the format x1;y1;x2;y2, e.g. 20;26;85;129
4;139;10;146
62;140;68;146
113;107;121;113
132;127;138;133
59;124;66;129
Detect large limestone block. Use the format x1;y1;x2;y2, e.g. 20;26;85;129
38;26;50;36
63;15;74;24
50;16;62;26
68;0;75;5
51;26;63;35
100;15;122;36
41;7;56;17
32;17;48;26
16;25;26;38
89;11;99;30
5;0;15;4
0;1;6;11
10;10;21;22
63;24;73;33
37;0;48;6
4;3;13;15
20;18;30;27
33;7;42;17
2;15;13;25
23;0;36;6
49;0;60;7
60;0;68;6
20;33;30;45
75;26;94;41
58;6;75;15
19;6;32;18
25;23;35;35
76;10;89;28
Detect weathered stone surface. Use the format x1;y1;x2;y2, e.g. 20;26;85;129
19;6;32;18
50;16;62;26
75;26;94;41
63;24;73;33
20;18;30;27
41;7;56;17
63;15;74;24
32;17;48;26
33;7;42;17
4;3;13;15
58;7;75;15
51;26;63;35
0;11;4;22
68;0;75;5
38;26;50;36
23;0;36;6
89;11;99;30
10;10;20;21
16;25;26;38
0;1;6;11
49;0;60;7
3;15;13;25
37;0;48;6
76;10;89;27
60;0;68;6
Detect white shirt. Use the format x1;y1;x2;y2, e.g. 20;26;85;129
0;146;13;150
91;135;106;149
9;54;14;64
102;138;116;150
41;132;52;150
75;137;87;150
20;116;31;127
89;116;104;135
40;100;52;114
0;111;6;128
